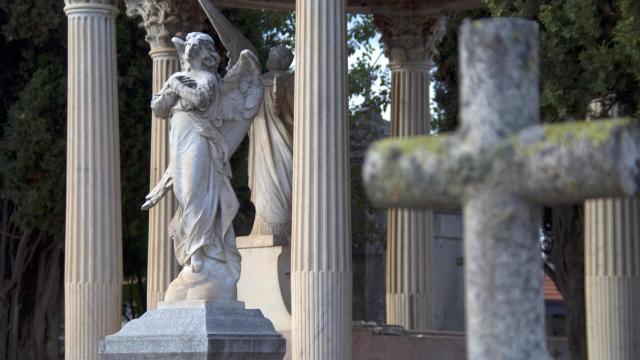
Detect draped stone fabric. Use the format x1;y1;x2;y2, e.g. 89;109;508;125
150;72;242;282
248;71;294;236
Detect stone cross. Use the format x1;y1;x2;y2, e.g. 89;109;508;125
363;18;640;359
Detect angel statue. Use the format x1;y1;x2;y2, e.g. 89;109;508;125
200;0;295;238
141;31;263;302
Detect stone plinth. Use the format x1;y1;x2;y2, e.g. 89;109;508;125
236;235;291;332
100;301;285;359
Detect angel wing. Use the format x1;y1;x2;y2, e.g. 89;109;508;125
215;49;263;155
171;37;189;71
198;0;258;69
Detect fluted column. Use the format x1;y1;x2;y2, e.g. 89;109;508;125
146;49;180;309
125;0;204;310
291;1;351;359
64;1;122;359
585;197;640;359
374;14;446;330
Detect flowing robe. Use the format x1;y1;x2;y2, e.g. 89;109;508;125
248;71;294;236
151;72;241;281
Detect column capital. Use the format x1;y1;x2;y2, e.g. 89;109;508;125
124;0;206;50
65;0;117;5
374;14;446;69
64;0;118;16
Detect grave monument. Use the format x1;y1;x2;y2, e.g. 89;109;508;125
99;9;285;359
364;18;640;359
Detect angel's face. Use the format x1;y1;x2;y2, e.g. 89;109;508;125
185;39;201;62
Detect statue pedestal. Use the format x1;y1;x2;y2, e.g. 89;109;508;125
237;235;291;332
100;300;285;359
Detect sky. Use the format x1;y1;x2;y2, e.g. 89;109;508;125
346;27;437;123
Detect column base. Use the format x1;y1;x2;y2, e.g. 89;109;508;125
100;301;286;359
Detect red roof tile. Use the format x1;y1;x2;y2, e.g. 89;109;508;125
544;275;563;302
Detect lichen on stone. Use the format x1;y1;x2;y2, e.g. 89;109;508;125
542;118;632;147
372;134;450;158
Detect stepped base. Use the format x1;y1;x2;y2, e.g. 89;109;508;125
100;300;285;360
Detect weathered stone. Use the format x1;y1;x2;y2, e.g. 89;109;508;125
100;301;285;360
363;18;640;359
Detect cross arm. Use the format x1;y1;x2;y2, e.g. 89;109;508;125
510;118;640;204
363;118;640;209
363;133;464;209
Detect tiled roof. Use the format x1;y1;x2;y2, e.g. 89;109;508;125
544;275;563;302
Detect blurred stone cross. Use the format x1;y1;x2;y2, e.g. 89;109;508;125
363;18;640;360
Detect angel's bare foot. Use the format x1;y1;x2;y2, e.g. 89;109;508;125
191;250;204;273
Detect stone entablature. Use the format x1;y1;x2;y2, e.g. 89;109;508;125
212;0;482;14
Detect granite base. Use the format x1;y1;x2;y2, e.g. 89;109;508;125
100;301;285;360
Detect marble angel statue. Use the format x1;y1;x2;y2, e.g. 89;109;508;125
200;0;295;238
141;31;263;302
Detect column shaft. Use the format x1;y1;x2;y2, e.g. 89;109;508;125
585;197;640;359
386;67;434;330
146;48;179;309
291;0;351;359
64;3;122;359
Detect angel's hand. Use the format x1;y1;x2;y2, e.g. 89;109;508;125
141;198;155;211
177;75;198;89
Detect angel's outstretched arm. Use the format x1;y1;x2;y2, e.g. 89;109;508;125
198;0;258;68
141;169;173;210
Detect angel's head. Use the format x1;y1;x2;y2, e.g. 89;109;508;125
266;46;294;71
182;32;221;72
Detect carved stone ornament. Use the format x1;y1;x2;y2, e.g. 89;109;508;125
374;14;447;67
64;0;117;6
124;0;206;49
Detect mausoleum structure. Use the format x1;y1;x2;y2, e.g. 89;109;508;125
63;0;640;359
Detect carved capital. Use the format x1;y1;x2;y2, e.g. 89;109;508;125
65;0;117;5
124;0;206;50
374;14;446;69
64;0;118;16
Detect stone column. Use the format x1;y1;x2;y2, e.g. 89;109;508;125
585;197;640;358
291;0;351;359
64;1;122;359
124;0;204;310
374;14;446;330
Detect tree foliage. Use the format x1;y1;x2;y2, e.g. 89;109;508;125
347;15;390;116
434;1;640;131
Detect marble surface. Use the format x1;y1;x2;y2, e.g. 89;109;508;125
100;301;285;359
